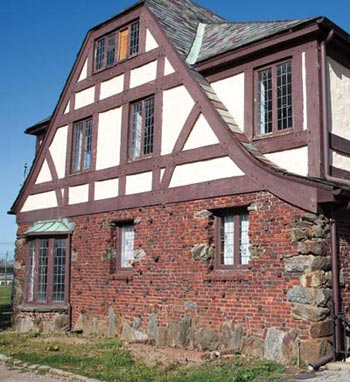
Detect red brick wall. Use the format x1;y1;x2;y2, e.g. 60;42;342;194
338;220;350;324
15;191;333;342
67;191;306;338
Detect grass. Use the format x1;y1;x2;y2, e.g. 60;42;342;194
0;331;286;382
0;287;12;328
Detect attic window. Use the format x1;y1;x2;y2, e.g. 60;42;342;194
256;60;293;135
94;20;140;72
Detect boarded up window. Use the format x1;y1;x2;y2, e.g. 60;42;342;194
119;29;129;61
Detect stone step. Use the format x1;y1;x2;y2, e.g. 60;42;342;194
326;361;350;371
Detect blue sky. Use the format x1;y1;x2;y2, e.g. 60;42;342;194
0;0;349;260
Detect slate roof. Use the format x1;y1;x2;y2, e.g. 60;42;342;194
145;0;316;64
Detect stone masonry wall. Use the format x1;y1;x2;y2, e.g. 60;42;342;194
338;220;350;328
14;191;335;364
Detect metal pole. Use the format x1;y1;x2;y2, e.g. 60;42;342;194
5;251;8;285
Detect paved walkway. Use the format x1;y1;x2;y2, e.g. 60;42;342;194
0;364;64;382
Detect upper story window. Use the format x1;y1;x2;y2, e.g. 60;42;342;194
256;60;292;135
94;21;140;72
26;237;68;304
130;96;154;160
72;118;92;173
214;210;250;269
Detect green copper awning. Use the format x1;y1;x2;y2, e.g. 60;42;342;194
25;219;75;236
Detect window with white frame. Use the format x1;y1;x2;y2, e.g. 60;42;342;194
256;60;293;135
215;210;250;268
120;225;134;268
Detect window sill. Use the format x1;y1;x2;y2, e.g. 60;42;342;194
17;304;68;313
110;271;134;281
204;269;250;283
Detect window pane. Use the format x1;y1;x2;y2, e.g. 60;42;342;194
131;101;143;159
95;39;105;71
277;61;292;130
83;119;92;169
119;29;129;60
143;97;154;155
221;215;234;265
73;122;83;172
53;239;66;302
27;242;35;302
106;34;115;67
239;214;250;265
258;68;273;134
37;239;49;302
121;226;134;268
129;21;140;56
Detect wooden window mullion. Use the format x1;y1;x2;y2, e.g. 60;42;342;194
46;239;54;304
33;240;39;303
272;65;278;133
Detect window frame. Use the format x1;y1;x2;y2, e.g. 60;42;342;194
114;221;135;272
213;209;250;270
94;20;140;73
254;59;293;137
25;236;69;306
129;95;155;161
71;117;93;174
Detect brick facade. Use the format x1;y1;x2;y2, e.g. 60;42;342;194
14;191;346;363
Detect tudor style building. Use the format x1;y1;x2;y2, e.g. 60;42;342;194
10;0;350;364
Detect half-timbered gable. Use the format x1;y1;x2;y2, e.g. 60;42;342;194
10;0;350;366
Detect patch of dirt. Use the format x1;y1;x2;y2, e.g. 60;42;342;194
125;343;207;367
30;335;92;345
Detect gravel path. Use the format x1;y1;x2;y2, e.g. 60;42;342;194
0;364;66;382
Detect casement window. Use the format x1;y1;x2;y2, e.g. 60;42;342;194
26;237;68;304
112;222;135;271
256;60;293;135
215;211;250;269
72;118;93;173
130;96;155;160
94;21;140;72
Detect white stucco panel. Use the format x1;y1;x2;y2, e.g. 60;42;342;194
77;58;88;82
302;51;307;131
145;29;159;52
96;107;122;170
21;191;57;212
100;74;124;100
94;178;119;201
328;57;350;140
49;125;68;179
169;157;244;188
69;184;89;205
64;100;70;115
125;172;153;195
162;85;195;155
211;73;245;130
183;114;219;150
331;151;350;171
164;58;175;76
265;147;309;177
35;160;52;184
75;86;95;109
130;60;157;88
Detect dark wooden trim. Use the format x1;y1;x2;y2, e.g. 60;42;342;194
330;134;350;156
331;167;350;180
306;43;323;178
293;51;304;132
29;144;227;195
16;176;260;224
253;130;308;154
244;68;253;139
172;105;201;153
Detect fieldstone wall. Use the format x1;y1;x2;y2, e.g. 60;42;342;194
286;213;333;361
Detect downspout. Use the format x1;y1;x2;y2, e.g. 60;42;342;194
311;29;348;369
